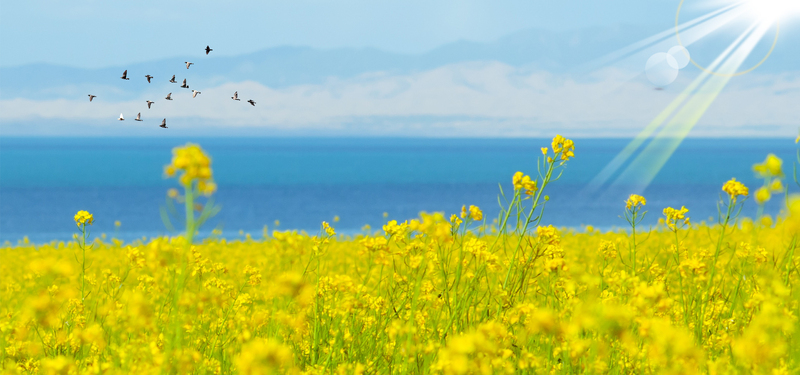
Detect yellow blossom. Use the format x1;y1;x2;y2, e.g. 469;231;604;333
722;178;749;201
235;338;293;375
769;179;783;193
165;143;216;190
322;221;335;236
383;220;408;237
755;187;771;204
663;206;690;231
551;134;575;161
512;172;538;194
468;205;483;221
74;210;93;226
625;194;646;210
450;214;462;230
752;154;783;178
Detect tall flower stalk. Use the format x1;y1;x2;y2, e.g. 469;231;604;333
161;143;220;370
498;135;575;304
74;210;94;301
624;194;647;275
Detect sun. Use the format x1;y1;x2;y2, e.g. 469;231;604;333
743;0;800;22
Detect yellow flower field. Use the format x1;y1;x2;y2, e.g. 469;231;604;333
2;137;800;374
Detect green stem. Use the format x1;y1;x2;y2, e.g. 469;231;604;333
184;182;195;246
80;224;87;301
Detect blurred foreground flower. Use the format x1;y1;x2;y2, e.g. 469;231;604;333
165;143;217;196
752;154;783;178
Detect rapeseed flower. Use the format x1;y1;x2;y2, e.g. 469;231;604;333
235;338;293;375
74;210;93;227
164;143;216;195
512;172;538;194
468;205;483;221
755;186;771;204
752;154;783;178
625;194;646;210
322;221;335;236
383;220;408;237
449;214;462;230
663;206;690;230
769;179;783;192
551;134;575;161
722;178;748;201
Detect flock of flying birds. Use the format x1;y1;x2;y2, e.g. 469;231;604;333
86;46;255;129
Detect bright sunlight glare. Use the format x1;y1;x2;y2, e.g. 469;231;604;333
742;0;800;22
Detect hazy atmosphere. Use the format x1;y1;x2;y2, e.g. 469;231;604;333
2;0;798;137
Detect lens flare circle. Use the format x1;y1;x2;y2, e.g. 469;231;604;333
675;0;780;77
668;45;691;69
646;52;680;86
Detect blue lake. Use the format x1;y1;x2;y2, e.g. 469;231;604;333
0;137;795;243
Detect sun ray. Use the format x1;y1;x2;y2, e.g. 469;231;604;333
611;20;774;191
580;1;746;72
584;20;761;193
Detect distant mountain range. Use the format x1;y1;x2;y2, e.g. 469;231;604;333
2;24;797;138
10;23;797;102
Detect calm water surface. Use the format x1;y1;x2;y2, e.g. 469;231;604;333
0;137;794;243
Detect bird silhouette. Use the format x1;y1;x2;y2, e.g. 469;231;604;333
231;91;240;101
205;46;212;55
88;94;96;102
247;100;256;106
192;90;201;98
160;119;167;128
118;113;125;121
169;75;177;83
146;100;154;109
181;79;189;89
135;113;143;121
185;62;194;69
121;70;129;80
145;75;153;83
165;93;173;100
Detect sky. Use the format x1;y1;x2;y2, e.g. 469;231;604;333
0;0;798;137
0;1;679;68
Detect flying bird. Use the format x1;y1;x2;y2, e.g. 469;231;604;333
181;79;189;89
121;70;129;80
118;113;125;121
205;46;212;55
145;75;153;83
165;93;173;100
192;90;201;98
160;119;167;128
88;94;96;102
169;75;176;83
135;113;142;121
185;62;194;69
247;100;256;106
231;91;240;101
146;100;154;109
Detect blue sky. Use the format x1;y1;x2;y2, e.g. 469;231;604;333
0;0;679;68
0;0;798;137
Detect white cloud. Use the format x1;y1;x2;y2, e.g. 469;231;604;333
1;62;798;137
